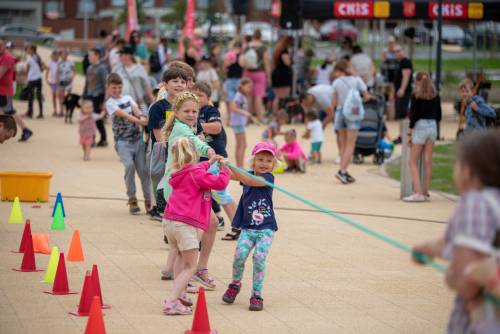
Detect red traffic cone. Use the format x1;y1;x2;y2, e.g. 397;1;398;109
91;265;110;309
84;296;106;334
69;270;97;316
12;230;43;272
44;253;78;295
12;219;31;253
185;287;218;334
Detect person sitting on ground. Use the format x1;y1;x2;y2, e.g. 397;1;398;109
278;129;307;173
0;114;16;143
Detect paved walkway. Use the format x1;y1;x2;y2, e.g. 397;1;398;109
0;51;459;333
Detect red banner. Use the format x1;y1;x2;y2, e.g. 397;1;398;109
403;2;416;18
334;1;374;18
428;2;467;19
127;0;138;39
178;0;196;57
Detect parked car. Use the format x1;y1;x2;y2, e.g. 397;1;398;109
197;13;236;40
393;25;432;44
442;25;472;46
0;24;59;45
242;21;278;43
319;20;358;42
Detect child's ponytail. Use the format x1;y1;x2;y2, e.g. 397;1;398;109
170;137;198;172
161;90;199;143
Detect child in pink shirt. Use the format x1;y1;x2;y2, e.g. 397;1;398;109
78;99;105;161
278;129;307;173
162;137;230;316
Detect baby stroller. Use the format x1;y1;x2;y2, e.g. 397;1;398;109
352;95;386;165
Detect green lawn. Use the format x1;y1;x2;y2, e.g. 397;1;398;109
386;143;457;195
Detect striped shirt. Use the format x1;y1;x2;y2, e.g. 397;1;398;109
443;188;500;333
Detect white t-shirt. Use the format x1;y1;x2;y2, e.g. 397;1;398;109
58;59;74;83
307;84;334;111
26;55;42;81
109;48;121;70
307;119;324;143
196;68;219;102
106;95;141;141
47;60;59;84
331;76;367;108
106;95;136;116
316;64;333;85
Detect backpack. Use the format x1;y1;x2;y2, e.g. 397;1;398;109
149;51;162;73
243;47;260;70
341;78;365;122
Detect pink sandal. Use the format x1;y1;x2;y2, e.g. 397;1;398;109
179;292;193;307
193;269;216;290
163;299;192;315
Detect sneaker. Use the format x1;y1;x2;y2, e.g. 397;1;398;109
128;197;140;214
18;128;33;142
334;155;341;165
193;269;216;290
163;299;192;315
160;270;173;280
217;216;225;231
403;193;426;202
335;171;349;184
96;140;108;147
222;283;241;304
345;172;356;183
150;207;162;222
298;159;306;173
249;295;264;311
424;193;431;201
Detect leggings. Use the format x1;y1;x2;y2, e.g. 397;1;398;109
232;229;274;296
27;79;43;117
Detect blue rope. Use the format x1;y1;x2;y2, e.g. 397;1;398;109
226;162;500;306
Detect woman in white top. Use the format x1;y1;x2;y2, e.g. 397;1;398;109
24;44;43;118
315;56;334;85
45;50;60;116
331;59;372;184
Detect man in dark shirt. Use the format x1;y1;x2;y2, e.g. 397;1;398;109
393;45;413;144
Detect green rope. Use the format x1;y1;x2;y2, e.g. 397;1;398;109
227;162;500;306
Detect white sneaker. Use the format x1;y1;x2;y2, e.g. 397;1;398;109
403;193;426;202
335;155;341;165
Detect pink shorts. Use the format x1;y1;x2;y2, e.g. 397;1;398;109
243;70;267;97
80;135;93;146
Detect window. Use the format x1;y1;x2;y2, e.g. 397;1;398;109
45;1;64;18
255;0;272;10
112;0;153;7
77;0;95;17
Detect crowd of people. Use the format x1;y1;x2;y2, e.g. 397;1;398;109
0;27;499;327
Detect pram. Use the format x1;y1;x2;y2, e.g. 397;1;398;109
352;96;386;165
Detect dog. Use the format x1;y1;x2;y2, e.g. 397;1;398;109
63;93;80;124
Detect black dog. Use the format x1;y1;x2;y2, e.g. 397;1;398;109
63;93;80;124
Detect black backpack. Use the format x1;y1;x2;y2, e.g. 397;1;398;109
149;51;162;73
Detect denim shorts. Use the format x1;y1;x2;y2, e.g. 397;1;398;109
231;125;246;134
412;119;437;145
223;78;240;102
334;108;361;131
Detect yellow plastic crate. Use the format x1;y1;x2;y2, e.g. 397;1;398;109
0;171;53;202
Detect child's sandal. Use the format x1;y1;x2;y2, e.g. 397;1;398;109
179;292;193;307
193;269;216;290
221;229;240;241
163;300;192;315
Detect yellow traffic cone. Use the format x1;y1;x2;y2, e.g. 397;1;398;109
8;197;23;225
42;246;60;284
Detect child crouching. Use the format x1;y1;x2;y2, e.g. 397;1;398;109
162;137;229;315
278;129;307;173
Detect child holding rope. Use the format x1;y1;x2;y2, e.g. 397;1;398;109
162;137;229;315
222;142;278;311
412;129;500;333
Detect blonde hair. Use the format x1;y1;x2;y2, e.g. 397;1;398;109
161;91;199;143
414;72;437;100
459;78;474;91
170;137;199;172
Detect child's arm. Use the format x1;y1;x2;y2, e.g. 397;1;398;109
201;122;222;135
192;158;230;191
412;237;445;263
228;165;269;188
131;103;147;121
113;109;147;126
229;101;254;119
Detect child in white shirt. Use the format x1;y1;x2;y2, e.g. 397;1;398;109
303;111;324;163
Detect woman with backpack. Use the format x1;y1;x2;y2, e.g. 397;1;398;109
331;60;372;184
239;29;270;122
271;36;293;115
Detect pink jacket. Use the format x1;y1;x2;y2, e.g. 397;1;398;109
164;161;230;231
278;141;307;161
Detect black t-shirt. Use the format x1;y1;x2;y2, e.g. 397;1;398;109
227;54;243;79
409;95;442;129
198;105;227;157
147;99;171;145
394;57;413;95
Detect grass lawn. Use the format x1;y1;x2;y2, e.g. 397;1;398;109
386;143;457;195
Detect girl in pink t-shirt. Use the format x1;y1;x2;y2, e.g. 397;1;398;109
278;129;307;173
78;99;104;161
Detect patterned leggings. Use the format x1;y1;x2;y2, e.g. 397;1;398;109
232;229;274;297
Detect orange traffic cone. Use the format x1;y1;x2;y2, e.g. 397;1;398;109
185;287;217;334
69;270;96;316
32;234;51;254
67;229;84;262
84;296;106;334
